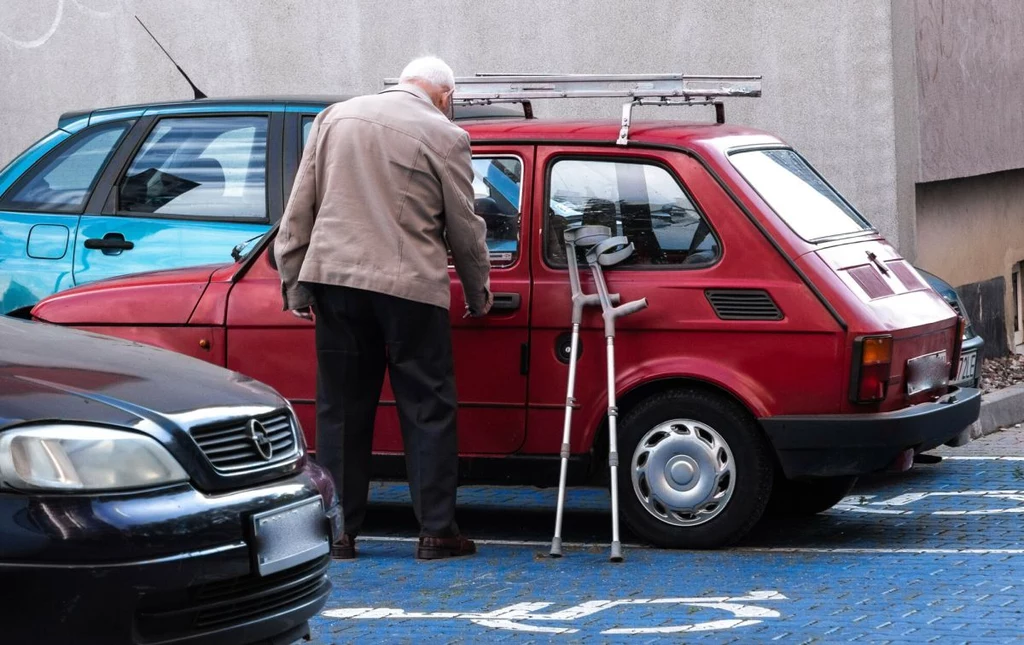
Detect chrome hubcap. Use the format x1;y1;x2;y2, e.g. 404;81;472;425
631;419;736;526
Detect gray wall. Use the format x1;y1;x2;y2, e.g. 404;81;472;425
1;0;906;246
915;0;1024;183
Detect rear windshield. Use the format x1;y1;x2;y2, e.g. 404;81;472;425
730;148;871;241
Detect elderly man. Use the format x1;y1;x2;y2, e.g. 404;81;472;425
275;56;492;560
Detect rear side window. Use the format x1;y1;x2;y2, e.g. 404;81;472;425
545;158;720;268
730;148;871;241
119;116;269;220
1;123;130;214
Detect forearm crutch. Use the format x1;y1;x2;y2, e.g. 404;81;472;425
550;224;618;558
587;236;648;562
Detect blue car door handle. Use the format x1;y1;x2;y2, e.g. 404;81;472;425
84;233;134;254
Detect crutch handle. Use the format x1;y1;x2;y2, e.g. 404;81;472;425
580;293;621;307
613;298;648;318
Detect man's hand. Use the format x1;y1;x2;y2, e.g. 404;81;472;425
291;306;315;321
463;289;493;318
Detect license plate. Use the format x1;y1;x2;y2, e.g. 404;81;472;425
251;497;329;576
906;350;950;396
956;350;978;383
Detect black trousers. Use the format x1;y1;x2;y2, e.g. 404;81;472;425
310;283;459;538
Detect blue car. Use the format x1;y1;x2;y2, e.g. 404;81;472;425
0;97;520;314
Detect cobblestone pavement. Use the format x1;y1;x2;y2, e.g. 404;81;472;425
309;429;1024;643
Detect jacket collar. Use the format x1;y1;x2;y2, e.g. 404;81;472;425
380;83;433;105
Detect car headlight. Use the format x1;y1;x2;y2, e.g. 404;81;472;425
953;294;976;340
0;425;189;492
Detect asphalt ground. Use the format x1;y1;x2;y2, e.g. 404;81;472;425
308;428;1024;643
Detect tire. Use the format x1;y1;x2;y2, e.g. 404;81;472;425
764;475;858;517
617;389;774;549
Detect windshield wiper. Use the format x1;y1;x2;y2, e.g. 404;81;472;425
231;234;265;262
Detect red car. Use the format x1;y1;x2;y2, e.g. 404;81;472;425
30;82;980;549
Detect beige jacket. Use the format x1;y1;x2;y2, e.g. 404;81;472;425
275;84;491;312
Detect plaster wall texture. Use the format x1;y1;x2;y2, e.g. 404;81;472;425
916;169;1024;352
1;0;905;246
914;0;1024;183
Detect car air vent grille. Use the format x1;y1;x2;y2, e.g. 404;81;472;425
190;410;298;473
887;261;927;291
848;265;894;299
705;290;783;321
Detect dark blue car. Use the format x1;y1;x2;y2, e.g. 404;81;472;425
918;267;984;389
0;315;341;644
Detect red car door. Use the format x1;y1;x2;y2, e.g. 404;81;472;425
224;145;533;456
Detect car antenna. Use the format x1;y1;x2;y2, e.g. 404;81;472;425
134;16;207;100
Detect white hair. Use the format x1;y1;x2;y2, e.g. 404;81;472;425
399;56;456;90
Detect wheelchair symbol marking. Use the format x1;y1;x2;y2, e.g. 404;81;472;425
322;590;787;635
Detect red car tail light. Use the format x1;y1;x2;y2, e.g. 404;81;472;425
949;315;965;382
850;335;893;403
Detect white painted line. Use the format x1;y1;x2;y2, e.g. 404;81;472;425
944;456;1024;461
358;535;642;549
738;547;1024;555
353;535;1024;555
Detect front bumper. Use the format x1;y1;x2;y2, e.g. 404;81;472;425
0;461;341;645
760;387;982;478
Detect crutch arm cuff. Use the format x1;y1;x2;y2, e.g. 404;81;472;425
586;236;633;266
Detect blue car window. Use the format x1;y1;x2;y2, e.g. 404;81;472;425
2;123;129;214
471;156;523;266
301;116;314;148
119;116;269;221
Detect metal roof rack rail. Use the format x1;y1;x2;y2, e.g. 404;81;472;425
383;73;761;145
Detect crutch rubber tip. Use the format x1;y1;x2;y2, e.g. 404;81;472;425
549;538;563;557
610;541;623;562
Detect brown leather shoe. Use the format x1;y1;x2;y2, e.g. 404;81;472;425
330;533;356;560
416;534;477;560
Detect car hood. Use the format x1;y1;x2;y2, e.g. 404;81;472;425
30;264;223;325
0;316;284;430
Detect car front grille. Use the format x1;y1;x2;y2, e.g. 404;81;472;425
136;555;330;641
190;409;298;473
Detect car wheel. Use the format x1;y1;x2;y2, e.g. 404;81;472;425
618;389;774;549
764;475;858;517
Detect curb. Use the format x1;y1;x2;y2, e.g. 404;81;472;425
967;383;1024;440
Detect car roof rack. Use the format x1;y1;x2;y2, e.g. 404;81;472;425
383;73;761;145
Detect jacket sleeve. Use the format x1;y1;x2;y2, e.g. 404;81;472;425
274;115;321;311
440;132;492;313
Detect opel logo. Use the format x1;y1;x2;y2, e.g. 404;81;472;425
248;419;274;461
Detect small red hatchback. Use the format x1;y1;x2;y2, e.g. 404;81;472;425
31;76;980;549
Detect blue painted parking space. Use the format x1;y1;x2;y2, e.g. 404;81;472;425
308;451;1024;642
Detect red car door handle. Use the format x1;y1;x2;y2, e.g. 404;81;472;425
490;292;521;312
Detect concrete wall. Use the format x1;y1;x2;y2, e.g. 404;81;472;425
912;0;1024;353
0;0;908;248
916;168;1024;355
915;0;1024;183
